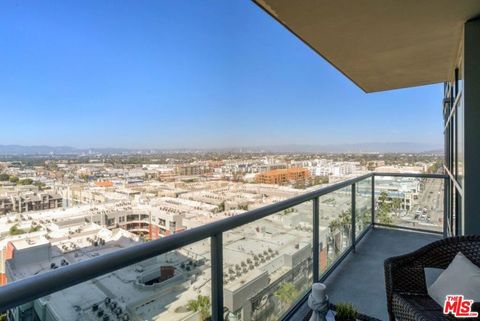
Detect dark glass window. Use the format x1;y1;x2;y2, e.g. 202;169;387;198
457;102;464;187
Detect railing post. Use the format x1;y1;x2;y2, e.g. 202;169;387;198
371;175;375;227
211;233;224;321
313;197;320;282
443;177;449;238
351;183;356;253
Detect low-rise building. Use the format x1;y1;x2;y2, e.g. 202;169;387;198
255;168;310;185
0;192;62;215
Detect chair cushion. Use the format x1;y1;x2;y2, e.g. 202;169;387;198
392;293;444;321
427;252;480;307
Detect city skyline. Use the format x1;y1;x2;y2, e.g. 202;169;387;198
0;142;443;155
0;0;443;149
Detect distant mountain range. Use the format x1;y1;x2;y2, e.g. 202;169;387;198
0;143;443;156
224;143;443;154
0;145;134;156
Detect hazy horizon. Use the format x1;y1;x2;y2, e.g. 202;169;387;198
0;142;443;155
0;1;444;149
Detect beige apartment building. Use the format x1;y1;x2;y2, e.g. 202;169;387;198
255;168;311;185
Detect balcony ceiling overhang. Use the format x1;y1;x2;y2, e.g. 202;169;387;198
253;0;480;92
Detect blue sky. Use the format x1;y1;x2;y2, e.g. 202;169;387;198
0;0;443;149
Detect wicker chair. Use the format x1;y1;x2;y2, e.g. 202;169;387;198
384;235;480;321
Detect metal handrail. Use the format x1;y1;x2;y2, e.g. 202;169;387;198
374;172;447;179
0;172;448;315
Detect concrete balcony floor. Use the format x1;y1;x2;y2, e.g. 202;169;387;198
291;227;441;321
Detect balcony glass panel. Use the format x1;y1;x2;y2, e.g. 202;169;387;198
374;176;444;232
456;101;464;187
5;239;212;321
222;201;313;321
355;177;372;239
319;186;352;273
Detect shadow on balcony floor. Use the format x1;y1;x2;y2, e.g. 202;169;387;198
292;227;441;321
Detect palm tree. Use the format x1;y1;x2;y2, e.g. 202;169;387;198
187;295;211;321
378;191;389;204
392;198;402;217
339;209;352;236
274;282;299;306
377;191;393;224
361;208;371;229
328;219;342;254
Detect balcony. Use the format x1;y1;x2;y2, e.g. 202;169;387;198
291;228;441;321
0;172;448;321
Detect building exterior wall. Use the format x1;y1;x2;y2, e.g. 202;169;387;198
255;168;310;185
0;242;14;285
443;18;480;235
0;193;62;215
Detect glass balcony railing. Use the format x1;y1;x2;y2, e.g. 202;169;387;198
355;177;373;239
223;201;313;321
0;172;448;321
320;186;352;274
373;174;446;234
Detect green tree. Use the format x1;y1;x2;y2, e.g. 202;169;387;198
9;224;26;236
339;209;352;232
45;162;58;171
391;198;402;217
187;295;211;321
378;191;390;207
427;161;443;174
328;219;342;254
33;181;47;190
29;225;41;233
335;209;353;250
274;282;299;306
0;174;10;181
18;178;34;185
377;191;393;225
360;209;371;229
9;176;19;183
